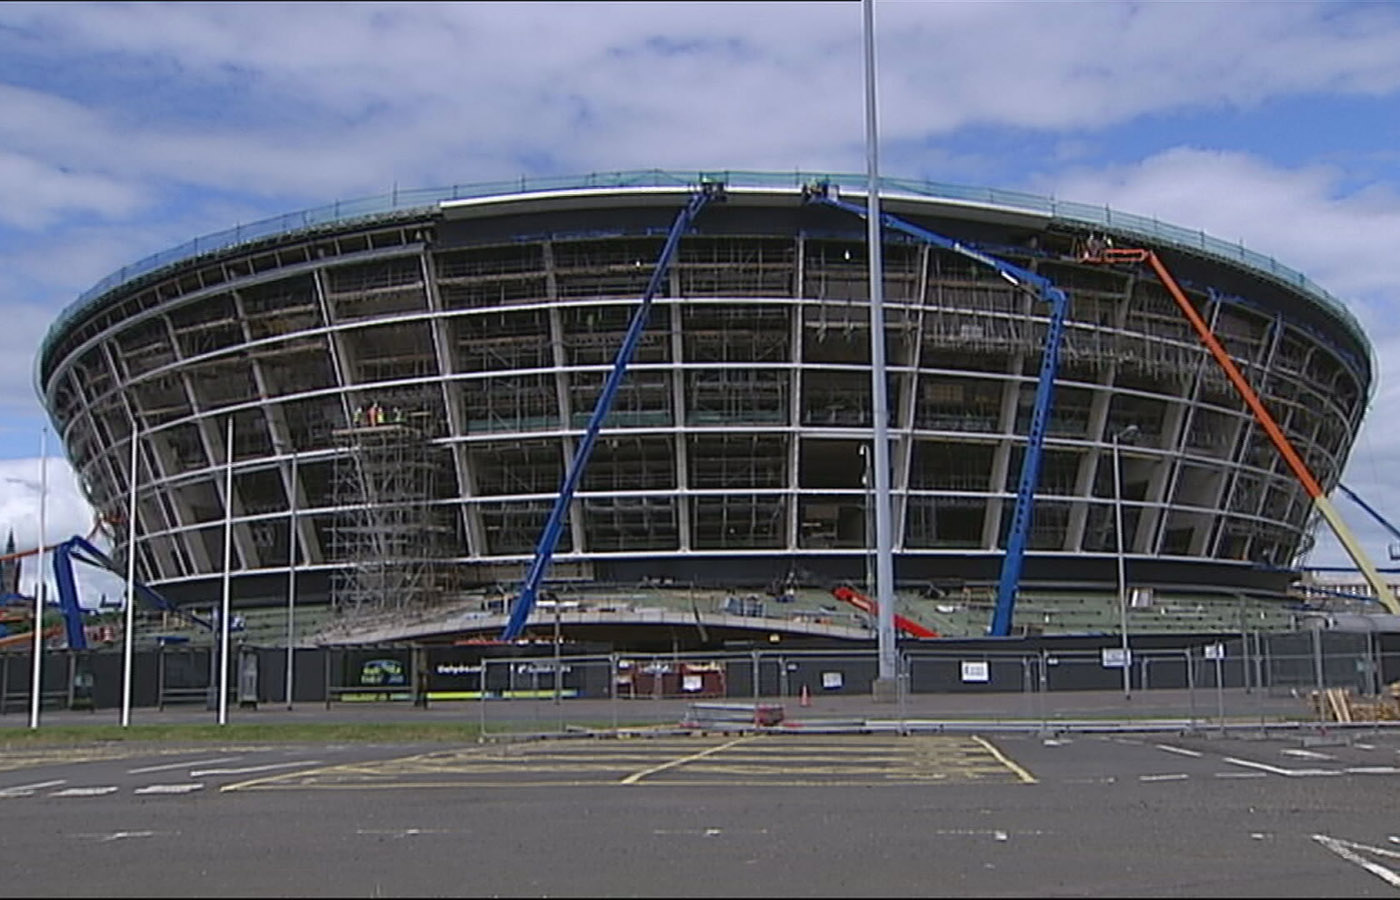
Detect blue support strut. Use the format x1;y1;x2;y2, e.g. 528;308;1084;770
501;182;725;640
52;534;209;650
802;183;1069;637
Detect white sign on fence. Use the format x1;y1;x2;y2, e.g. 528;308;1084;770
1101;648;1131;668
1204;643;1226;660
961;661;990;683
822;671;843;690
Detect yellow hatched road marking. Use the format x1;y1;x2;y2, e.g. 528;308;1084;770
973;735;1037;784
620;736;752;784
223;734;1039;790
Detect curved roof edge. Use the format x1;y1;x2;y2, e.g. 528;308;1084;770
42;168;1371;371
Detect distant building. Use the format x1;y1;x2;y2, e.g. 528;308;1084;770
0;530;20;596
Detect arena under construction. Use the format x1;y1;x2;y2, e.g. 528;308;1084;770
34;170;1393;650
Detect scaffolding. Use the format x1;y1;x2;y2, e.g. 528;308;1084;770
329;407;446;620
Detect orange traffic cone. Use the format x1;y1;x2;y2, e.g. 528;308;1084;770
800;684;811;707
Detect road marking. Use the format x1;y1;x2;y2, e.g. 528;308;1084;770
971;736;1036;784
51;786;119;797
1140;774;1189;782
0;780;66;797
191;761;321;777
1214;772;1267;779
129;757;240;775
1222;757;1339;777
1155;744;1203;758
1343;766;1400;775
1312;834;1400;888
355;828;457;837
620;737;750;784
134;784;205;795
653;828;725;836
1281;748;1335;760
929;829;1047;837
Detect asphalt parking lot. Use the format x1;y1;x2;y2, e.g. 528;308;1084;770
0;724;1397;897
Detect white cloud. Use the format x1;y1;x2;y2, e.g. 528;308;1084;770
1035;148;1400;316
0;151;145;229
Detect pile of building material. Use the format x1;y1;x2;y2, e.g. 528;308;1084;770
1307;683;1400;722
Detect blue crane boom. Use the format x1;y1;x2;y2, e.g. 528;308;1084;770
1336;483;1400;557
52;534;210;650
801;182;1069;636
501;181;725;641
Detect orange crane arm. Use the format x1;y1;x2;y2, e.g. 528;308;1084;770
1085;246;1398;614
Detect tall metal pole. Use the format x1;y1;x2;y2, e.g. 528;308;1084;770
553;599;562;706
285;450;298;709
29;427;48;729
218;416;234;725
863;0;897;687
1112;425;1137;700
121;424;139;726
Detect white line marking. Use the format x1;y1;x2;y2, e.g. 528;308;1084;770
134;784;205;795
51;786;119;797
1221;757;1339;777
1281;748;1335;760
355;828;456;837
1214;772;1267;779
0;780;67;796
1354;743;1375;751
1155;744;1203;758
1312;834;1400;888
1140;774;1189;782
1343;766;1400;775
928;829;1048;836
190;761;321;777
128;756;240;775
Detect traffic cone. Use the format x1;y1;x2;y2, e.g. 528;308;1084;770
800;684;811;707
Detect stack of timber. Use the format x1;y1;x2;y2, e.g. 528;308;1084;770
1307;682;1400;723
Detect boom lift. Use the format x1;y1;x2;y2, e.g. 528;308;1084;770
501;181;726;641
0;528;204;650
1336;483;1400;561
831;585;939;638
802;182;1071;637
53;534;210;650
1081;246;1400;616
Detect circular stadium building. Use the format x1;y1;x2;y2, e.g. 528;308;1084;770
37;171;1374;641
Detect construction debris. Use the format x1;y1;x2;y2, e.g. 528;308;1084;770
1306;682;1400;723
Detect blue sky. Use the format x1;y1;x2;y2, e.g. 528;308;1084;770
3;0;1400;596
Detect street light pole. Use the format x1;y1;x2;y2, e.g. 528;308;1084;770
1112;424;1139;701
285;449;298;709
862;0;898;693
121;423;139;726
218;416;234;725
29;427;48;730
